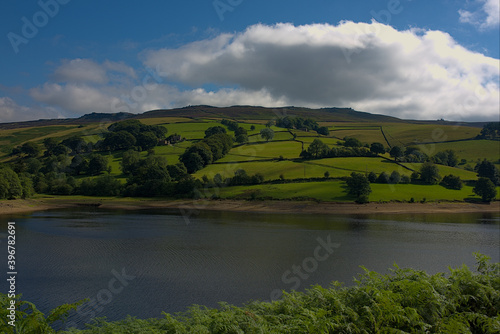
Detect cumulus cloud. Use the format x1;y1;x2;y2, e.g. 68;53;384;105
0;97;63;123
459;0;500;30
27;22;500;122
53;59;136;84
142;22;499;121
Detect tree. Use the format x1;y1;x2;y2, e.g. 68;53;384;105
250;125;256;131
370;142;386;155
230;169;252;185
180;152;205;174
19;174;34;199
317;127;329;136
87;154;109;176
126;156;172;197
121;150;141;175
477;122;500;139
61;136;87;154
43;137;59;151
260;128;274;142
167;163;188;181
103;131;137;151
79;175;123;196
20;142;41;157
205;126;227;138
324;171;330;178
68;154;88;175
136;131;158;150
475;160;500;185
307;139;329;159
368;171;377;183
440;174;463;190
346;172;371;203
376;171;390;184
420;162;441;184
389;171;401;184
235;127;248;143
389;146;404;161
0;168;22;199
400;175;411;184
108;119;142;136
433;150;458;167
343;137;362;148
473;178;497;202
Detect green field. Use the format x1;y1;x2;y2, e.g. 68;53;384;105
153;142;191;164
382;123;480;146
219;180;500;202
401;162;479;180
218;141;303;162
330;129;387;144
160;122;218;139
247;130;293;143
0;125;88;159
416;140;500;164
297;137;341;146
195;157;409;180
137;117;194;125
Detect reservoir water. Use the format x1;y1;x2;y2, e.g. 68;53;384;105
1;208;499;329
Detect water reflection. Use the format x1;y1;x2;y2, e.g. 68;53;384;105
0;208;498;328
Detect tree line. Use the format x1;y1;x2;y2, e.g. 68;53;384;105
346;159;499;203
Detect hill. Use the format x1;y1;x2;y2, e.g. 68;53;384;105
0;105;437;130
0;105;498;203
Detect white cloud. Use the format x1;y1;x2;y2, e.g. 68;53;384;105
0;97;63;123
30;83;120;115
143;22;499;121
23;22;500;122
459;0;500;30
53;59;137;84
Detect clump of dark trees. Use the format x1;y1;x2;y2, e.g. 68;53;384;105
275;116;329;135
346;160;499;203
476;122;500;140
299;138;463;169
3;120;171;198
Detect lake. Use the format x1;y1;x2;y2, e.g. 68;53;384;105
1;208;499;329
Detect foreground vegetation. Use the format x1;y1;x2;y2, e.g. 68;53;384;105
1;254;498;333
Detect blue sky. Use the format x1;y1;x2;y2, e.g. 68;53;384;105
1;0;499;122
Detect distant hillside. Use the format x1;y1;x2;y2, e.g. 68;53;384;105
0;112;134;130
138;105;405;123
0;105;485;129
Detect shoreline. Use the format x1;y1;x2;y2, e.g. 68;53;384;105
1;197;499;216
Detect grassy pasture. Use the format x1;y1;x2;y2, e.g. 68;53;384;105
402;162;479;180
218;141;303;162
219;180;350;201
369;183;498;202
0;125;89;159
195;157;408;180
218;180;499;202
298;137;342;146
234;122;269;134
194;160;331;180
247;130;294;143
153;142;191;164
382;124;480;146
161;122;218;140
415;140;500;164
330;129;388;145
304;157;410;177
136;117;193;125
